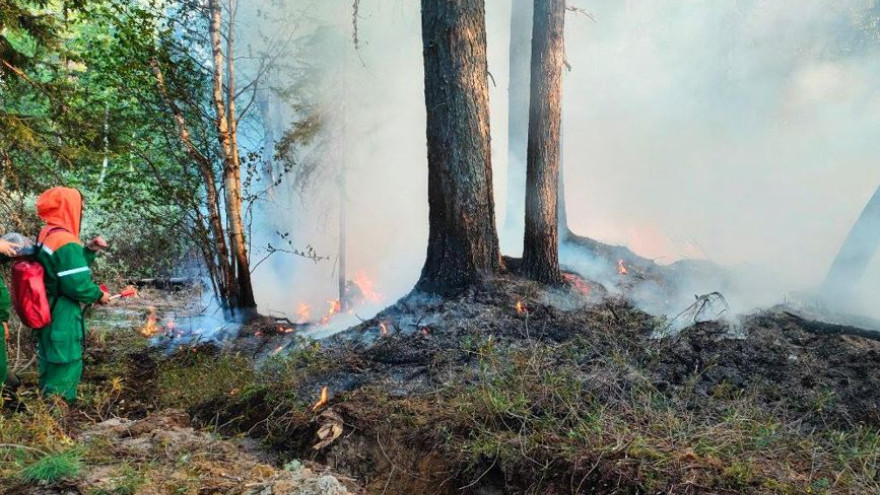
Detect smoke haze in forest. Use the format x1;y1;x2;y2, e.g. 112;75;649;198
245;0;880;323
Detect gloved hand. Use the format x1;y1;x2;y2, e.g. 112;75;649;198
87;236;109;252
97;292;112;305
0;239;20;257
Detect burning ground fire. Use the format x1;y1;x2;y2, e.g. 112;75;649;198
618;259;629;275
139;307;159;337
319;299;343;325
312;386;329;411
563;273;592;296
352;269;383;302
515;301;528;315
289;270;385;330
296;303;310;324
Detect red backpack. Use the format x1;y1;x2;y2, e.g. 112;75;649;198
11;260;52;329
10;228;66;329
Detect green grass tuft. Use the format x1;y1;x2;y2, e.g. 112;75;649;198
20;450;83;483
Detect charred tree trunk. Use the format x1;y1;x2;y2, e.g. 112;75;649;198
822;184;880;303
209;0;256;314
501;0;533;249
521;0;565;284
417;0;502;293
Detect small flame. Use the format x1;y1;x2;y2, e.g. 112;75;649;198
352;270;383;302
271;345;284;356
515;301;527;315
379;322;389;336
139;307;159;337
617;259;629;275
296;303;311;324
563;273;592;296
420;327;429;336
276;323;294;334
320;299;342;325
312;386;329;411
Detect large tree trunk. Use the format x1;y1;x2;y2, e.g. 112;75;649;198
209;0;256;313
501;0;533;249
822;184;880;303
521;0;564;283
417;0;502;294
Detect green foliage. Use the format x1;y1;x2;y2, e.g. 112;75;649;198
20;450;84;483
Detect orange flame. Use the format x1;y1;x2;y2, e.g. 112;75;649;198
353;270;383;302
139;306;159;337
617;259;629;275
379;322;389;336
563;273;592;296
312;386;329;411
271;345;284;356
320;299;342;325
515;301;527;315
296;303;311;324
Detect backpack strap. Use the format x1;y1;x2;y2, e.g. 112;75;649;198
39;226;70;315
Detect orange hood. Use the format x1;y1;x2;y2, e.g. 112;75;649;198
37;187;83;242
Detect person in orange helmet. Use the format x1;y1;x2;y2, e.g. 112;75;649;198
34;187;110;401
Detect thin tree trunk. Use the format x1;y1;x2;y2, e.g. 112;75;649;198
225;0;256;311
151;59;233;307
98;104;110;184
822;184;880;303
502;0;533;249
522;0;564;283
417;0;502;294
338;49;348;309
338;172;347;308
209;0;256;313
257;90;276;188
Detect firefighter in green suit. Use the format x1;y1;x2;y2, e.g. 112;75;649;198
35;187;110;401
0;238;20;389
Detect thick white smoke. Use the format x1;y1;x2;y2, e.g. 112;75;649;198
241;0;880;324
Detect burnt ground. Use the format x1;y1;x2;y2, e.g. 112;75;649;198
172;270;880;495
9;269;880;494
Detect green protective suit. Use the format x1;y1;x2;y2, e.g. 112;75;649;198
35;241;102;400
35;187;104;401
0;278;10;387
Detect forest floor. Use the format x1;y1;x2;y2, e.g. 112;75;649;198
4;269;880;495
